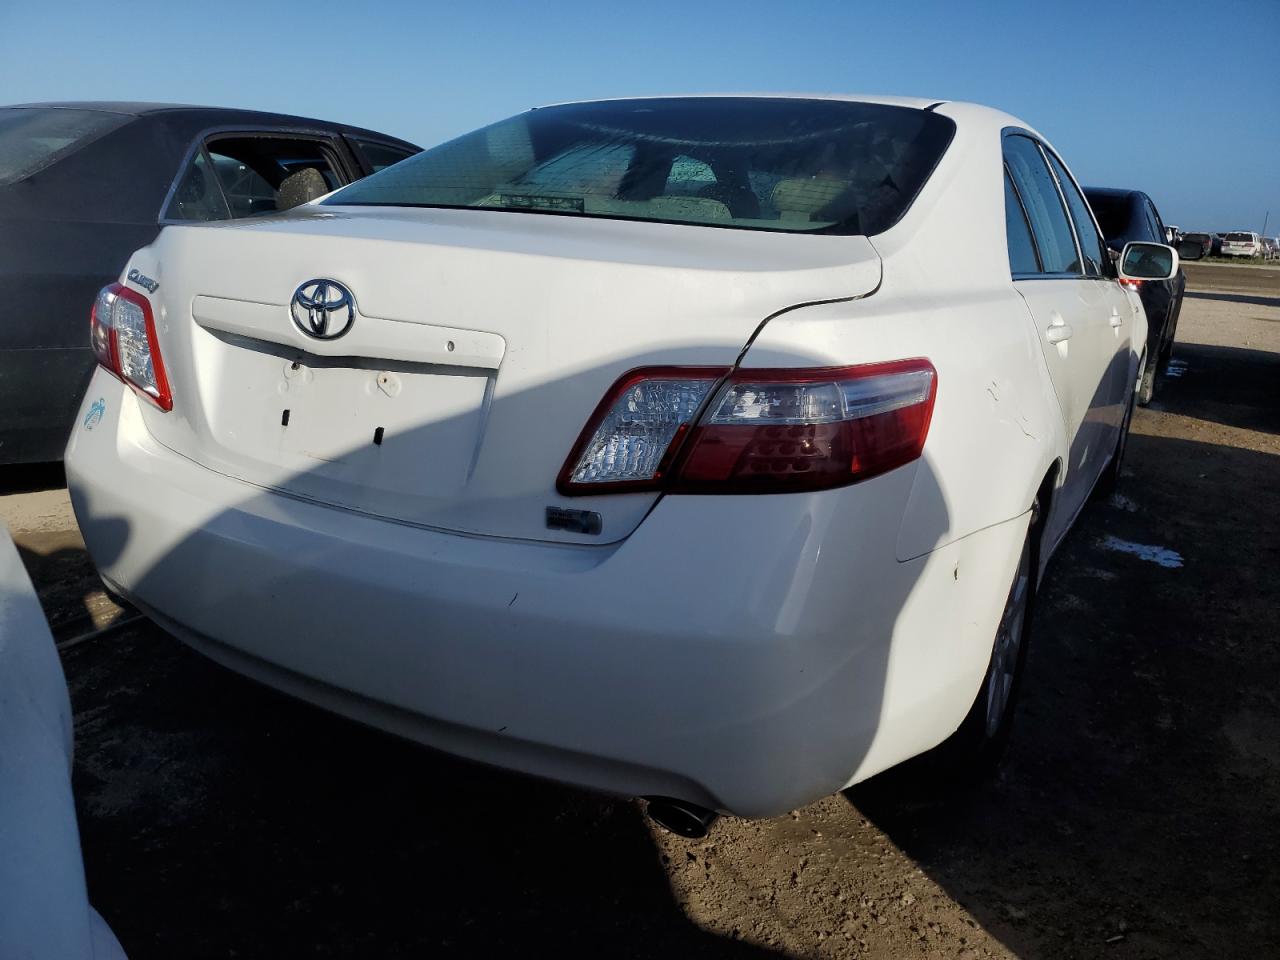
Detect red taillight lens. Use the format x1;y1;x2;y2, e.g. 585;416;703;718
89;282;172;411
558;359;936;496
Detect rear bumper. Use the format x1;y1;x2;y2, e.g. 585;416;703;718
66;372;1025;816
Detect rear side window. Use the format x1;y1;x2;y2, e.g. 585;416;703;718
1004;169;1040;274
326;97;957;236
1085;192;1131;239
349;137;418;173
0;107;130;186
165;148;231;221
1043;151;1107;277
1144;200;1166;241
1003;135;1081;274
164;135;346;221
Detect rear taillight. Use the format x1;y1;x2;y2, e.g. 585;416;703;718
557;367;730;494
89;282;171;411
557;359;936;496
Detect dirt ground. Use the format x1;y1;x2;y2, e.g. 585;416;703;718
3;264;1277;959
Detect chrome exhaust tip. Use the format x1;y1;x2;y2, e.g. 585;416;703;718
644;796;718;839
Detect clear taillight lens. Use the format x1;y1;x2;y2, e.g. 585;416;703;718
558;359;937;496
558;367;727;493
89;282;172;411
90;286;118;371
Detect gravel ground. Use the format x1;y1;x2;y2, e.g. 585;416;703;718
3;266;1277;959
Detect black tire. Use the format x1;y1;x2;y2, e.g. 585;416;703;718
890;506;1039;793
1136;350;1156;407
849;507;1040;803
1099;378;1136;495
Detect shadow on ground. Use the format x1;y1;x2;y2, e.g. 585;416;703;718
847;338;1280;958
0;462;66;496
1154;341;1280;435
66;617;786;959
1184;290;1280;309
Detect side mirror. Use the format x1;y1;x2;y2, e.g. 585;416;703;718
1176;239;1205;261
1118;241;1179;281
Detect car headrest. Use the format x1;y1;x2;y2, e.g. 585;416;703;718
770;177;850;222
276;167;329;211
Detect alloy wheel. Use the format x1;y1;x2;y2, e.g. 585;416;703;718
985;537;1031;738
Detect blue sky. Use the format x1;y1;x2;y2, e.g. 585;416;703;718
1;0;1276;232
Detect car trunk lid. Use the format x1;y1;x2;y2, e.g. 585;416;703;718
135;206;881;543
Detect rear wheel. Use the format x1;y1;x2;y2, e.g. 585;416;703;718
849;510;1038;801
928;506;1037;779
1100;376;1136;494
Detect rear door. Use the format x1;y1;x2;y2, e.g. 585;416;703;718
1040;145;1134;441
1003;133;1125;527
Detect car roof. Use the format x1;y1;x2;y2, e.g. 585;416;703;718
537;93;945;111
4;101;208;116
1082;187;1145;200
2;101;418;147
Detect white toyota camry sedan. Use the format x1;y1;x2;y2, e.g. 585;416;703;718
66;95;1177;834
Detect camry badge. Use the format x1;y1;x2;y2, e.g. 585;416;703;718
291;279;356;340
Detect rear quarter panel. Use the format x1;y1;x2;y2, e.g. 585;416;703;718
741;102;1066;562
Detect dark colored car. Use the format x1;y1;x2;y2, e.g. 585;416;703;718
1083;187;1187;405
1180;232;1214;259
0;102;419;463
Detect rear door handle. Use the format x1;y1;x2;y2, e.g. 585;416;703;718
1109;311;1124;328
1045;322;1073;344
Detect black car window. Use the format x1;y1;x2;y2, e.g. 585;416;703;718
1004;168;1041;275
0;107;131;186
1042;150;1107;277
326;98;957;236
1143;200;1164;242
1084;192;1131;241
164;135;347;221
208;152;277;218
164;147;232;221
349;137;418;173
1003;135;1081;274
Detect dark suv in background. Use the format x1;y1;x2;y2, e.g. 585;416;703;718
1083;187;1187;405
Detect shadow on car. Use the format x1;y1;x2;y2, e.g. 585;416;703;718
33;333;1279;957
58;344;954;957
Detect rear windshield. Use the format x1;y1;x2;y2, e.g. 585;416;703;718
1085;193;1130;238
1184;233;1211;242
1225;232;1255;241
325;98;956;236
0;107;131;186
